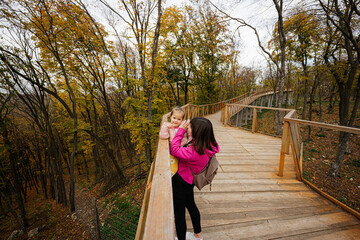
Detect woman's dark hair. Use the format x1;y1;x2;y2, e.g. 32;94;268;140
190;117;218;155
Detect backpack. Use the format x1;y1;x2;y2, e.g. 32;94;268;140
190;155;218;191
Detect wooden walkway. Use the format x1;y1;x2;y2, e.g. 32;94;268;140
186;112;360;239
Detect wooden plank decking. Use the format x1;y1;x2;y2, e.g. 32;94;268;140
186;112;360;239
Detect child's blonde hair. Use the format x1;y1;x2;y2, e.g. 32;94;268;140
170;106;185;119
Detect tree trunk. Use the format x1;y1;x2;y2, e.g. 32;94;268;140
330;131;350;176
87;102;104;182
329;64;358;176
145;0;163;166
327;83;336;113
295;77;300;109
176;82;180;105
44;112;67;205
273;0;286;136
81;152;90;182
319;86;323;123
85;129;127;182
302;77;309;120
38;151;48;199
47;155;55;200
0;190;25;230
308;76;319;140
69;129;77;212
1;125;28;230
185;78;189;104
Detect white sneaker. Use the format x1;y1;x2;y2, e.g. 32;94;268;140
186;232;203;240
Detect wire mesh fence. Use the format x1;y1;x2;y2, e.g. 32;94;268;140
299;125;360;212
74;187;140;240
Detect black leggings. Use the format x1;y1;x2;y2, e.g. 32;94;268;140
172;173;201;240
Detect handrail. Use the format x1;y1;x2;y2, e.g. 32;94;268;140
135;88;277;239
284;117;360;134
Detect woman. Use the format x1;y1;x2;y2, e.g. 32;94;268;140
170;117;219;240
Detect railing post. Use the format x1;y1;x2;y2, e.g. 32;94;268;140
236;112;239;127
227;106;231;126
239;110;243;127
221;107;224;123
279;121;290;177
224;105;228;126
285;131;290;154
252;108;257;133
268;95;272;107
244;108;248;125
299;142;303;179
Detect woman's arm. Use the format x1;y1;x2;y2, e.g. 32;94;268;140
170;126;196;162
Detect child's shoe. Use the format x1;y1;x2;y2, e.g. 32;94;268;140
186;232;203;240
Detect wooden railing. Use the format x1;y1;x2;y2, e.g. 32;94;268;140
134;112;174;239
281;110;360;219
223;103;360;219
135;89;273;239
224;104;293;132
222;91;277;125
180;88;274;121
221;90;294;126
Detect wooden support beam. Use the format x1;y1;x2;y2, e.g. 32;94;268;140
278;121;290;177
236;112;239;127
299;142;303;178
227;106;231;126
239;110;243;127
224;106;228;126
244;108;248;125
252;108;257;133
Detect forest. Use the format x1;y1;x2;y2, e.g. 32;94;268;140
0;0;359;239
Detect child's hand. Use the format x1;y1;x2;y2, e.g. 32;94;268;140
166;122;172;128
179;119;190;130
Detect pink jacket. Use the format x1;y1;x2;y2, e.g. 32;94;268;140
170;128;220;184
159;122;190;146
